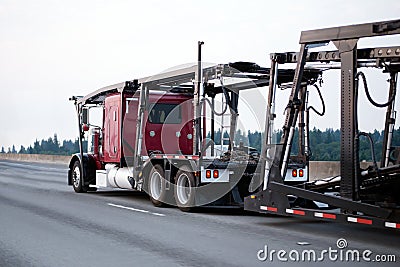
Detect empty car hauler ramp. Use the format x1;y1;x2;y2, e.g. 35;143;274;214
245;19;400;229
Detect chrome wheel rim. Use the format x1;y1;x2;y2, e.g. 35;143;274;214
150;170;162;200
73;165;81;188
177;173;191;205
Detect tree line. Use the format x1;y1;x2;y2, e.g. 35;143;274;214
210;127;400;162
2;128;400;161
0;134;86;156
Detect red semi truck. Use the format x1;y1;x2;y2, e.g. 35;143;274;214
69;79;204;210
69;19;400;229
68;43;319;210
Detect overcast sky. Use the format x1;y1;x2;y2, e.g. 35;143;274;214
0;0;399;150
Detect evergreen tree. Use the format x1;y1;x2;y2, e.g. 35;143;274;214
33;139;40;154
53;133;59;148
19;145;27;154
74;138;80;152
0;146;4;153
325;128;333;143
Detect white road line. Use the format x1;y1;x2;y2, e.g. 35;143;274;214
107;203;166;217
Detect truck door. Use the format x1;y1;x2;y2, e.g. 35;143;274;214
103;94;121;163
121;96;139;163
108;105;119;159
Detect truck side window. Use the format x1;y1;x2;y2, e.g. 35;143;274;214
148;103;181;124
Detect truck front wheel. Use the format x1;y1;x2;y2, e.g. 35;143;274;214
174;168;195;212
148;165;167;207
72;160;88;193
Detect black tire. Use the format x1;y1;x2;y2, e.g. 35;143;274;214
148;164;167;207
174;166;195;212
72;160;88;193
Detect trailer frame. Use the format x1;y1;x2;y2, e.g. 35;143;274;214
245;19;400;229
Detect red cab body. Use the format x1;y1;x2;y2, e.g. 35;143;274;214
102;92;194;163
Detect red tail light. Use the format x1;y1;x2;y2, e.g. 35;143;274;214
206;170;211;179
213;170;219;178
299;169;304;177
292;169;297;177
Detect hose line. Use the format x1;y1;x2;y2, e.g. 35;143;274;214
307;84;325;116
355;71;396;108
203;78;230;116
356;132;379;172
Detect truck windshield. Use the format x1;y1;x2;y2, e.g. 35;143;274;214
148;103;182;124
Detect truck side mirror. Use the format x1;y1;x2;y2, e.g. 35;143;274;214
82;108;89;124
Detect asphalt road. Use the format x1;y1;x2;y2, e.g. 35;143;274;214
0;159;399;267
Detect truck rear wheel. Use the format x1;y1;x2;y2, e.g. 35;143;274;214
72;160;88;193
148;164;167;207
174;167;195;212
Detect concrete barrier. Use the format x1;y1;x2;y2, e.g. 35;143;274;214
0;153;70;164
0;154;373;180
309;161;372;180
309;161;340;180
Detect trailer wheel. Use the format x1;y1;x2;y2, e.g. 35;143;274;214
148;164;166;207
174;167;195;212
72;160;88;193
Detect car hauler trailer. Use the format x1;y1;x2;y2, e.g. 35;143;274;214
245;19;400;229
68;43;320;211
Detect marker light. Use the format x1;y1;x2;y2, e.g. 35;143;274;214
82;124;90;131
